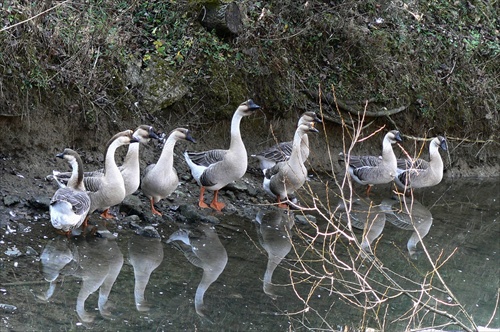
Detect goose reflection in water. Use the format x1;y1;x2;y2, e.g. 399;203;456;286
255;208;294;300
167;223;228;318
39;231;124;323
128;225;164;312
380;196;433;259
38;237;74;301
336;197;386;255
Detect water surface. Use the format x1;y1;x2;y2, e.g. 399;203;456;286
1;177;498;331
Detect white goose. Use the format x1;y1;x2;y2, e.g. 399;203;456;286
252;111;322;171
141;128;196;216
184;99;260;211
339;130;403;195
49;149;91;237
84;130;139;222
395;136;447;191
263;122;319;208
53;125;159;199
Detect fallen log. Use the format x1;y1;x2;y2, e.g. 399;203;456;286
199;2;243;37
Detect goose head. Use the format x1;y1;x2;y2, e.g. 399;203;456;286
169;128;197;143
133;125;160;144
297;122;320;135
386;130;403;144
299;111;322;125
434;136;448;151
235;99;260;117
56;148;81;164
105;129;140;150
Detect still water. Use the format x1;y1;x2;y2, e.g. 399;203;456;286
1;177;499;331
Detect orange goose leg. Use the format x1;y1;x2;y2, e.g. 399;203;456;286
100;208;115;219
365;185;373;196
209;190;225;211
150;198;162;216
277;196;288;209
198;187;210;209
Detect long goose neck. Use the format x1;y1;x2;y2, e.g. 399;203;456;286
229;112;245;152
290;129;306;164
429;142;443;170
381;137;397;165
104;140;121;177
300;134;310;160
157;135;177;171
122;142;140;169
68;158;85;191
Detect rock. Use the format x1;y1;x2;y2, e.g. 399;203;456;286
16;222;31;233
246;186;258;197
25;246;38;256
123;215;143;229
120;195;144;216
134;225;160;238
28;196;51;209
181;174;192;181
3;195;21;206
4;246;22;257
139;58;188;113
172;189;188;198
225;191;237;202
0;303;17;313
225;181;248;192
295;214;316;225
178;204;220;224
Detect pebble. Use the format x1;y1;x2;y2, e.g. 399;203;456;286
3;195;21;207
295;214;316;225
28;196;51;209
4;246;22;257
25;246;38;256
0;303;17;313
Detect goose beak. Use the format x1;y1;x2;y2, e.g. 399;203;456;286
247;99;260;111
309;125;319;134
186;131;197;143
55;152;64;159
149;127;161;140
395;131;403;142
440;139;448;151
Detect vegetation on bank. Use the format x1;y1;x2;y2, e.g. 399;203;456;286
1;1;498;134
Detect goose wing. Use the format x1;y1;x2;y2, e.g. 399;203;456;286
83;176;103;192
255;141;291;163
397;158;429;170
348;155;382;169
51;188;90;216
186;149;227;167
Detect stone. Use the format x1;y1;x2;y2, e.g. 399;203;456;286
295;214;316;225
178;204;220;224
3;195;21;207
28;196;50;209
134;225;160;238
25;246;38;256
4;246;22;257
225;181;247;192
140;58;188;113
120;195;144;216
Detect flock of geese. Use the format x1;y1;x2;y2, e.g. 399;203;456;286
48;99;448;237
